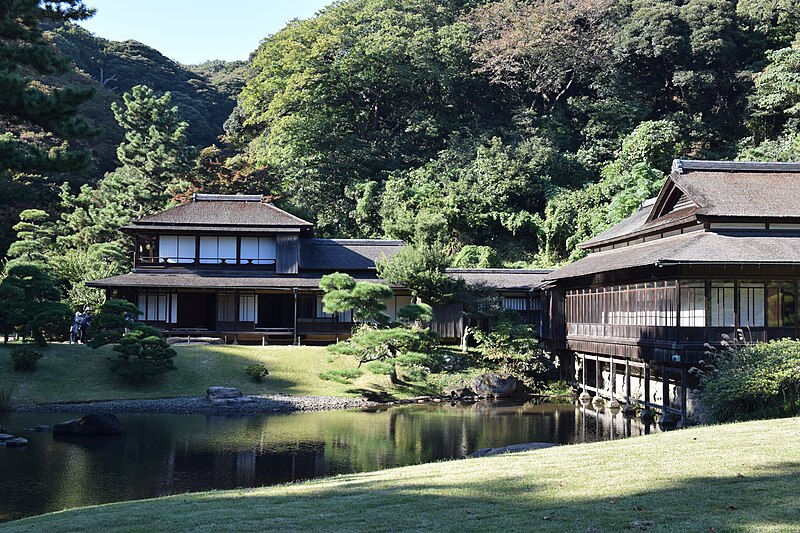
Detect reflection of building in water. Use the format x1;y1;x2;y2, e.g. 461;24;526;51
576;402;657;442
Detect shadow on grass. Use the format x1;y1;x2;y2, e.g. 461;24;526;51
7;460;799;532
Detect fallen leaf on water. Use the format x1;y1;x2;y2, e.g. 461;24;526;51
726;504;739;511
543;516;551;521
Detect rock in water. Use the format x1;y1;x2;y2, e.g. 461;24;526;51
468;442;559;458
53;413;123;435
471;373;519;398
3;437;28;447
444;386;475;399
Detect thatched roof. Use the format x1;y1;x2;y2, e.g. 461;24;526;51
545;231;800;281
124;194;312;231
299;239;404;271
447;269;552;290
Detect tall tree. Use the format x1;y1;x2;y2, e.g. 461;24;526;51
0;0;95;256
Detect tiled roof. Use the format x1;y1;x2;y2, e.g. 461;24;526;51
87;271;392;290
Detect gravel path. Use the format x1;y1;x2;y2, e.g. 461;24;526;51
13;394;380;415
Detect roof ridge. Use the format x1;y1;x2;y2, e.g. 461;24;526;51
446;268;553;274
193;194;263;202
673;159;800;173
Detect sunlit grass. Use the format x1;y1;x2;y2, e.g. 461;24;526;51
0;344;393;404
4;417;799;532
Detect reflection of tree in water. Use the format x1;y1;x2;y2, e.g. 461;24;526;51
0;402;658;522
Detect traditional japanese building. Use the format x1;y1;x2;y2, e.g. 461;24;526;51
541;159;800;420
89;194;547;344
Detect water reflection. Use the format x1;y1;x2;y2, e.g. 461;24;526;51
0;401;657;522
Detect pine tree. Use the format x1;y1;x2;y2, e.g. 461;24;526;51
0;0;95;174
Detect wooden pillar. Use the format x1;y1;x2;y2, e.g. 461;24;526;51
293;288;298;346
644;361;651;407
595;355;601;396
610;356;616;400
625;358;631;404
662;363;670;413
582;353;587;393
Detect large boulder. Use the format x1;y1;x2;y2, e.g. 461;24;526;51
471;373;519;398
53;413;123;436
0;434;28;447
206;386;255;406
443;386;475;399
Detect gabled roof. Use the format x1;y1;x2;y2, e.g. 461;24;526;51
124;194;313;231
299;239;404;271
581;159;800;250
447;268;551;290
546;231;800;281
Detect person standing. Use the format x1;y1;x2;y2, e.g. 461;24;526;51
79;307;93;344
70;312;81;344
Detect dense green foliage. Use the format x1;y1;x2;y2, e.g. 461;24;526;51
10;344;44;372
0;263;70;346
245;363;270;383
699;338;800;422
320;272;394;324
473;312;555;388
2;0;800;331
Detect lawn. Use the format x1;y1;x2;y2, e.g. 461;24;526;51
0;343;393;405
3;417;798;532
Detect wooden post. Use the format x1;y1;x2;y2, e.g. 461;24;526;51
662;363;670;413
625;358;631;404
610;356;616;401
595;356;601;397
582;353;587;393
644;361;651;407
293;288;298;346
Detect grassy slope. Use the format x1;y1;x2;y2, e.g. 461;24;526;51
0;344;391;404
3;417;798;532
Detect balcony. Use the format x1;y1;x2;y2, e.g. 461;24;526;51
134;255;277;271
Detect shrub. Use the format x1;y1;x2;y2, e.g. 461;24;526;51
246;364;270;383
0;386;12;412
473;311;555;389
698;338;800;422
110;330;177;383
11;345;44;371
318;368;364;384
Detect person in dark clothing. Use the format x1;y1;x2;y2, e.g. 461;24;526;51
79;308;93;344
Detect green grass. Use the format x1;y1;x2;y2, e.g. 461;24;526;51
4;417;799;532
0;344;394;404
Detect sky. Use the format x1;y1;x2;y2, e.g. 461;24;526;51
78;0;334;65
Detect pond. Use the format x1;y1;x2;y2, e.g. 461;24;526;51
0;400;658;522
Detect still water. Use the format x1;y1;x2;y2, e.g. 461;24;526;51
0;401;658;522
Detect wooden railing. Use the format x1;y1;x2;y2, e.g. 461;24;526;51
134;255;276;270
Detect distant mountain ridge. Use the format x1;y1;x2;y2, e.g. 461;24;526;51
44;23;249;171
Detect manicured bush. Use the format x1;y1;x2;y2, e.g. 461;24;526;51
698;338;800;422
246;364;269;383
318;368;363;384
11;345;44;371
110;330;177;383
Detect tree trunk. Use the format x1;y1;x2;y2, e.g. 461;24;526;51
389;364;401;386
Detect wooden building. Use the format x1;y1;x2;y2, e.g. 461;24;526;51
541;159;800;421
89;194;547;344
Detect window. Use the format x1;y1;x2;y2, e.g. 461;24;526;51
239;294;256;322
316;296;352;322
159;235;195;263
768;282;796;327
680;282;705;327
739;282;765;327
200;236;237;264
137;292;174;322
710;282;734;327
217;293;236;322
502;297;527;312
240;237;276;264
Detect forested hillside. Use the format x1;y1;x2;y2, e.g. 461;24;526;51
1;0;799;312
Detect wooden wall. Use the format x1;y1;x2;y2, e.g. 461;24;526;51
276;235;299;274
